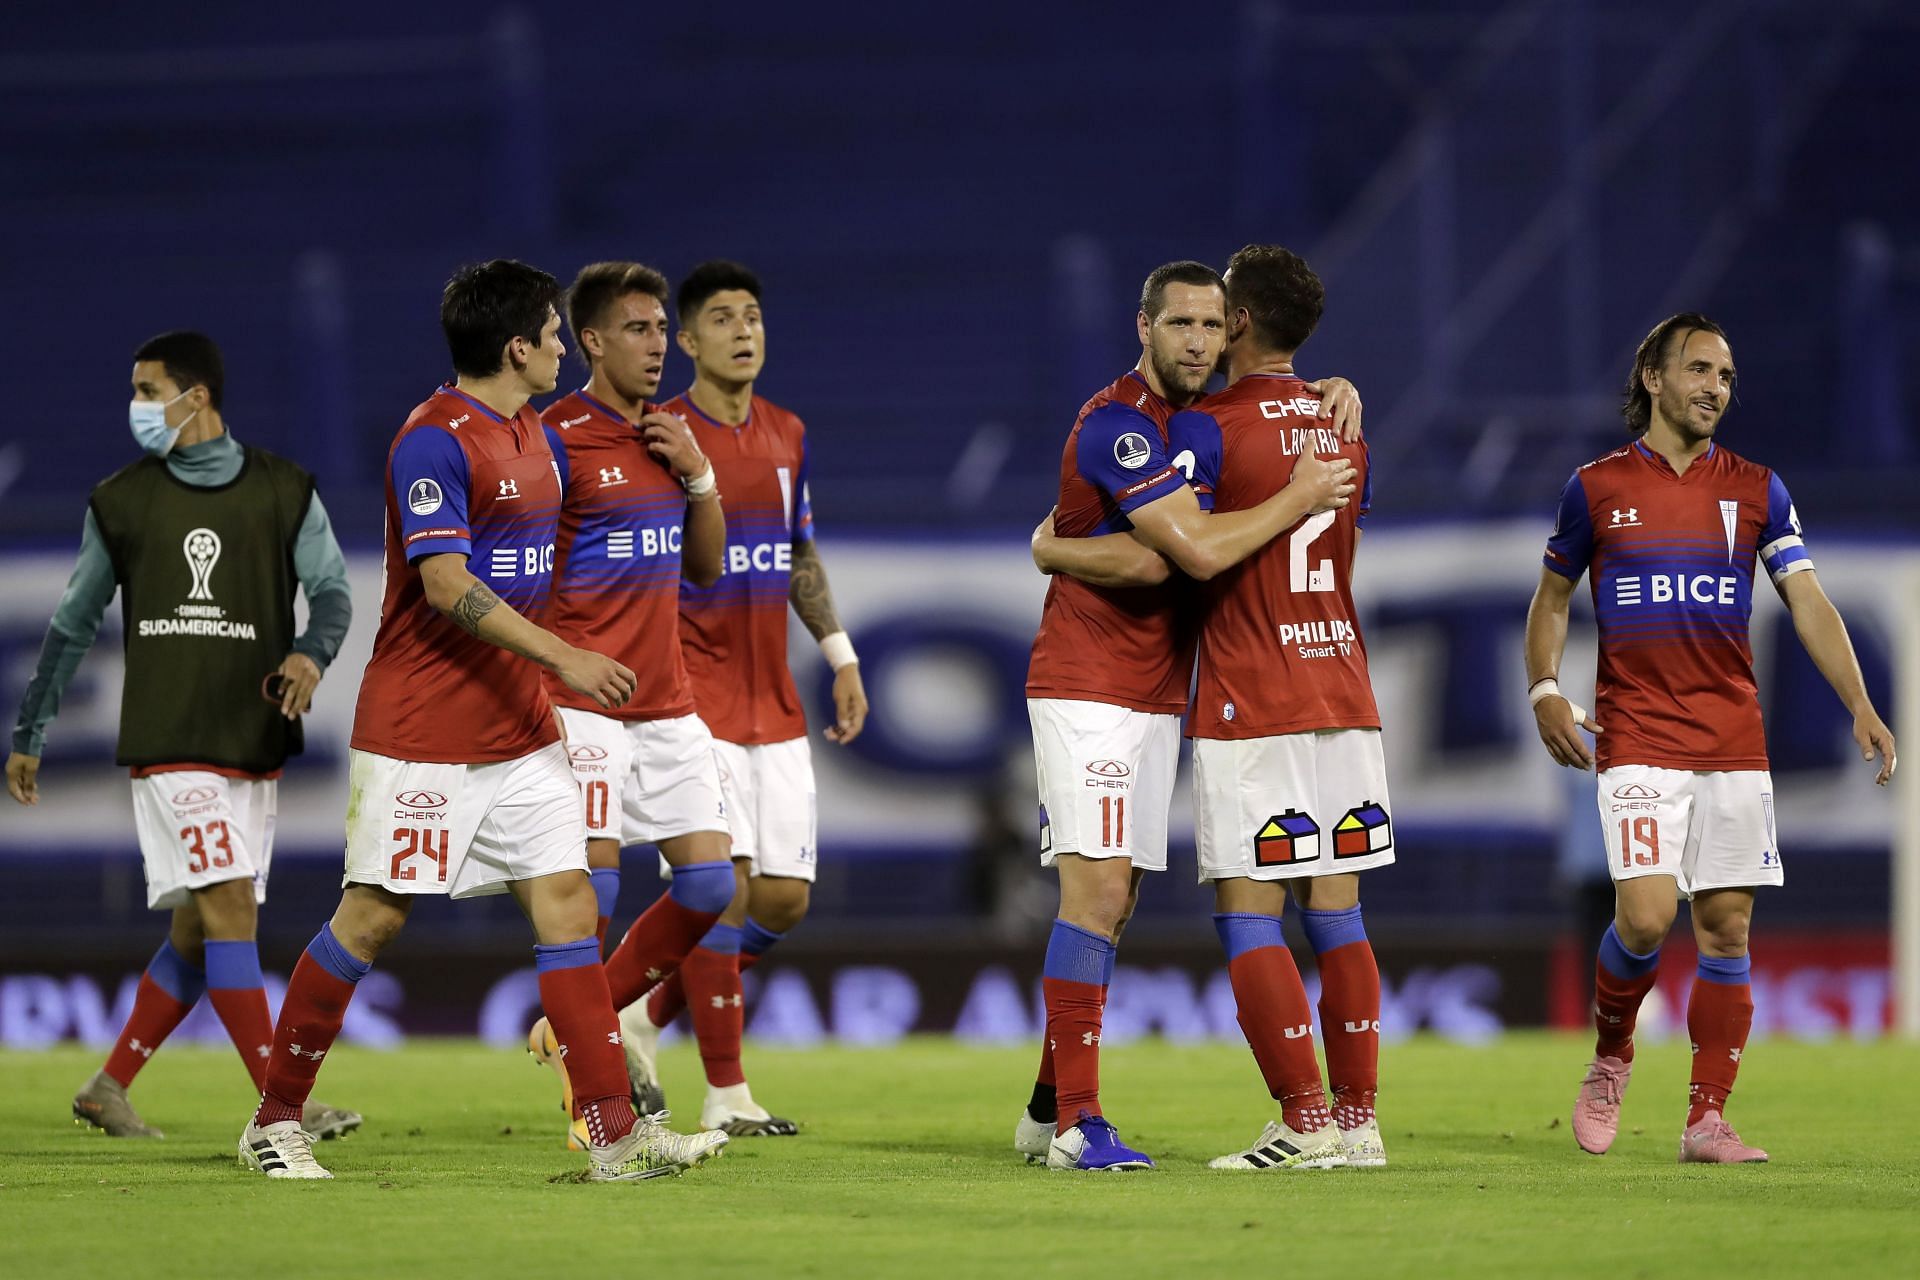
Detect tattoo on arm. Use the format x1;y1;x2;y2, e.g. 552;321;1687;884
449;581;502;635
788;541;843;640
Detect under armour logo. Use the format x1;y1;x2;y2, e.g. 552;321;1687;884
1728;1047;1743;1062
1081;1031;1099;1047
709;994;744;1009
129;1038;154;1059
646;967;664;982
288;1043;327;1062
598;467;626;486
1609;507;1641;527
498;478;521;499
1283;1024;1312;1040
1342;1019;1381;1034
256;1044;271;1058
608;1032;622;1045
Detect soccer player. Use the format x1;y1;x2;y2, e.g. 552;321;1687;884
1021;259;1361;1171
522;261;735;1149
6;330;360;1143
619;260;867;1137
235;260;727;1181
1527;313;1896;1163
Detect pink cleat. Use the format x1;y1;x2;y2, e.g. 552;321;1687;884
1679;1111;1768;1164
1572;1054;1632;1154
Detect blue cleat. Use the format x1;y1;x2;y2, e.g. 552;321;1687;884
1045;1112;1155;1172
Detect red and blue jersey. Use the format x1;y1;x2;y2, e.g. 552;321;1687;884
351;385;564;764
1171;373;1379;738
1543;439;1813;771
541;389;696;722
1026;371;1197;714
665;391;814;746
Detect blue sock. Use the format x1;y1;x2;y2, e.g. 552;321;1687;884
1299;905;1367;955
533;937;602;972
1213;912;1286;960
698;922;745;955
147;938;207;1005
1043;920;1114;985
741;920;784;958
589;867;621;921
306;926;371;985
1696;953;1751;985
668;861;735;914
1597;923;1660;981
203;940;264;991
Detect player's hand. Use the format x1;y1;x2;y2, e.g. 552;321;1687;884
640;412;711;483
6;752;40;806
1031;507;1060;574
1303;376;1363;443
1534;696;1603;770
1855;709;1897;785
274;652;323;719
556;647;637;709
825;663;868;745
1289;444;1357;514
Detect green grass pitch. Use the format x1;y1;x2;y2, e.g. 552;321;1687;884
5;1034;1917;1278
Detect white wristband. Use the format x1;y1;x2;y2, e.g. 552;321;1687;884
819;631;858;671
684;466;717;497
1527;678;1560;706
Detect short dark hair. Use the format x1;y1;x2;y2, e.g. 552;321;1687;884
565;262;670;368
440;259;562;379
677;259;762;324
133;331;224;410
1139;260;1224;321
1621;312;1731;437
1224;244;1324;353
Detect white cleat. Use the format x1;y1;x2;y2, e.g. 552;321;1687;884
1208;1119;1347;1171
588;1111;729;1181
700;1082;797;1136
617;1000;668;1114
238;1120;334;1179
1339;1117;1387;1168
1014;1110;1053;1164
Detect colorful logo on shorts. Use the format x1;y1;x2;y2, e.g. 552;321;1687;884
569;745;608;762
1085;759;1131;778
1333;802;1392;859
395;790;448;811
1612;783;1660;800
171;785;220;806
1254;811;1320;865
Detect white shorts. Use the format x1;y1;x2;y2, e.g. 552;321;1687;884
557;708;729;847
1193;729;1394;883
131;772;276;911
1598;765;1784;896
1028;698;1179;873
713;736;817;882
343;743;588;900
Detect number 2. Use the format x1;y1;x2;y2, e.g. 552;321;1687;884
1618;816;1660;868
1289;511;1337;592
389;827;451;882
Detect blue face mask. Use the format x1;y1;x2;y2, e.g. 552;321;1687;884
129;391;197;457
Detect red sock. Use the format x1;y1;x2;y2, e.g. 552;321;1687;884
1228;946;1329;1133
596;916;611;947
103;974;197;1087
647;950;762;1029
209;987;274;1091
1595;966;1660;1063
1316;939;1381;1129
1686;963;1755;1125
604;895;725;1008
538;956;634;1144
255;950;358;1127
1043;976;1105;1134
682;945;747;1088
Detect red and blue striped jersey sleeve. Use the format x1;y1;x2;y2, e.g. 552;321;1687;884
1167;409;1223;512
1758;470;1813;585
392;425;472;561
1543;471;1594;580
1074;403;1186;513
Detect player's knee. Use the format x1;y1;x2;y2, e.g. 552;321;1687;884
750;878;809;933
673;860;738;915
1696;915;1750;957
1613;902;1674;953
192;877;258;940
334;887;410;958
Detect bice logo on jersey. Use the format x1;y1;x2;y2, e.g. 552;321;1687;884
1114;432;1153;470
1614;573;1736;608
1333;803;1392;859
1609;508;1642;527
599;466;626;487
1254;811;1320;865
490;543;557;578
498;478;521;500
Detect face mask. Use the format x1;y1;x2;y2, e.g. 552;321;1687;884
129;390;197;457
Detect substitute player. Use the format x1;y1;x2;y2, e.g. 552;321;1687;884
235;260;726;1182
1528;313;1895;1163
523;261;736;1149
619;260;864;1137
7;330;359;1143
1022;259;1361;1171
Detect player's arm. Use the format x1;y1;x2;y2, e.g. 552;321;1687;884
415;554;634;708
7;510;119;805
1526;472;1604;768
640;411;724;586
1778;571;1895;784
273;492;354;720
790;539;867;744
1030;507;1170;587
1125;445;1354;582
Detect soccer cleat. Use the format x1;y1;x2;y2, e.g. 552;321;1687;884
1208;1119;1346;1170
700;1082;797;1136
1338;1116;1387;1167
1014;1109;1054;1163
617;1001;668;1115
302;1101;363;1141
527;1016;580;1149
1572;1054;1633;1155
238;1120;333;1179
1046;1113;1155;1171
587;1111;730;1181
567;1116;590;1152
1678;1111;1768;1164
71;1070;162;1138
